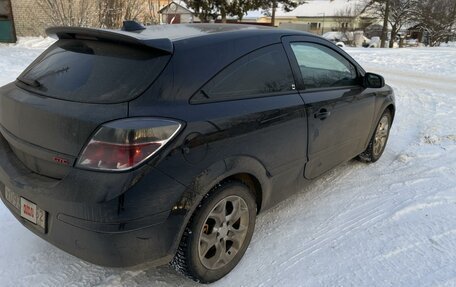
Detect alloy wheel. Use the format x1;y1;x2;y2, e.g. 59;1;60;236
198;195;250;270
373;115;390;156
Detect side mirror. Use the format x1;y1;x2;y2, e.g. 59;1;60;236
364;73;385;88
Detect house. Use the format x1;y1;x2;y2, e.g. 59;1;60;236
254;0;378;35
158;1;199;24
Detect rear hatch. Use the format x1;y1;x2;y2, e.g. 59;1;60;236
0;29;172;179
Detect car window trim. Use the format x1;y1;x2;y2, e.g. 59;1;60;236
281;36;365;92
298;85;362;94
290;42;360;90
189;43;297;105
190;89;297;105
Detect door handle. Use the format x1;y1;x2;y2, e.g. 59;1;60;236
314;108;331;120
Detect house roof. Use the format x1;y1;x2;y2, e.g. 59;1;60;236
158;1;194;14
276;0;367;18
238;0;369;19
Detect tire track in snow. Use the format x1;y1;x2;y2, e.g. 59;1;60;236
278;198;399;269
392;199;456;221
258;197;414;287
264;167;421;275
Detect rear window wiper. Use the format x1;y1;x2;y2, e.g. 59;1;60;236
17;76;41;88
17;67;69;89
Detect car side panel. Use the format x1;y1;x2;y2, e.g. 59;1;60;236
130;94;308;211
281;36;377;179
302;87;376;179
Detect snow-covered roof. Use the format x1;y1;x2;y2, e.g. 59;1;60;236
276;0;367;18
158;1;194;14
224;10;264;20
242;10;265;20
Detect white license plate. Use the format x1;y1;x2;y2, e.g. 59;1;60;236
5;186;46;229
20;197;38;224
4;186;20;210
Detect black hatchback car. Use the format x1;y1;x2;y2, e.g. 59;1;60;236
0;24;395;283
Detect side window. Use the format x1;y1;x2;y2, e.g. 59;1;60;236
290;42;358;89
192;44;295;103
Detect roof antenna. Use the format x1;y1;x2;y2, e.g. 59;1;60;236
122;20;146;32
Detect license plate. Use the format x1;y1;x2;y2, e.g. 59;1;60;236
5;186;20;210
21;197;38;224
5;186;46;229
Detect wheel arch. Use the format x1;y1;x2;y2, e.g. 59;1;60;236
385;103;396;122
366;99;396;144
185;155;272;214
168;156;271;262
219;172;263;214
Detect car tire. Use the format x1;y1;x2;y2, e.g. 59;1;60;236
171;181;257;283
358;109;392;163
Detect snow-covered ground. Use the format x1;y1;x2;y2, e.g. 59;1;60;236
0;39;455;287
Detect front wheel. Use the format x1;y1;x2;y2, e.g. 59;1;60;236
171;181;257;283
358;110;392;163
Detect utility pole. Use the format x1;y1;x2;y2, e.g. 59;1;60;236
380;0;390;48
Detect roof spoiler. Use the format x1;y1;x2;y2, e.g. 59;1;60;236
46;26;173;54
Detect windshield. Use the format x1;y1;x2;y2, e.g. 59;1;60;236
17;39;170;103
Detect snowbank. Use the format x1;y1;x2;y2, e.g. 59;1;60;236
346;47;456;77
0;37;55;49
440;41;456;48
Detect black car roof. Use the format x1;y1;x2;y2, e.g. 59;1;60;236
47;24;314;54
134;23;311;41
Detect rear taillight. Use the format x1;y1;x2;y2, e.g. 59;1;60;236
77;118;181;171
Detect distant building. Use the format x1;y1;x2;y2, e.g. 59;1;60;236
158;1;199;24
252;0;378;35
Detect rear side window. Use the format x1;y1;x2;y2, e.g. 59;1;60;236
17;39;170;104
191;44;295;103
290;42;358;89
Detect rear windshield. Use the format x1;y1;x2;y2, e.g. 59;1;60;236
17;39;170;103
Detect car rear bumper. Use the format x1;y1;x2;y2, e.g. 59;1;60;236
0;133;190;267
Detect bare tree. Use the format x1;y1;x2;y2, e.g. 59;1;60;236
124;0;144;20
36;0;96;27
37;0;157;30
143;0;163;24
379;0;389;47
388;0;413;47
364;0;414;47
411;0;456;46
97;0;122;28
97;0;144;28
374;0;414;47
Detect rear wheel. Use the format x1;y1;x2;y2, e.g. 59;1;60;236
171;181;257;283
358;110;392;163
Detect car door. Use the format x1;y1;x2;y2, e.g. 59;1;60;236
282;36;376;179
185;43;308;201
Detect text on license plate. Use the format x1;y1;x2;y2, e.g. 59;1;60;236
5;186;46;229
21;197;38;224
